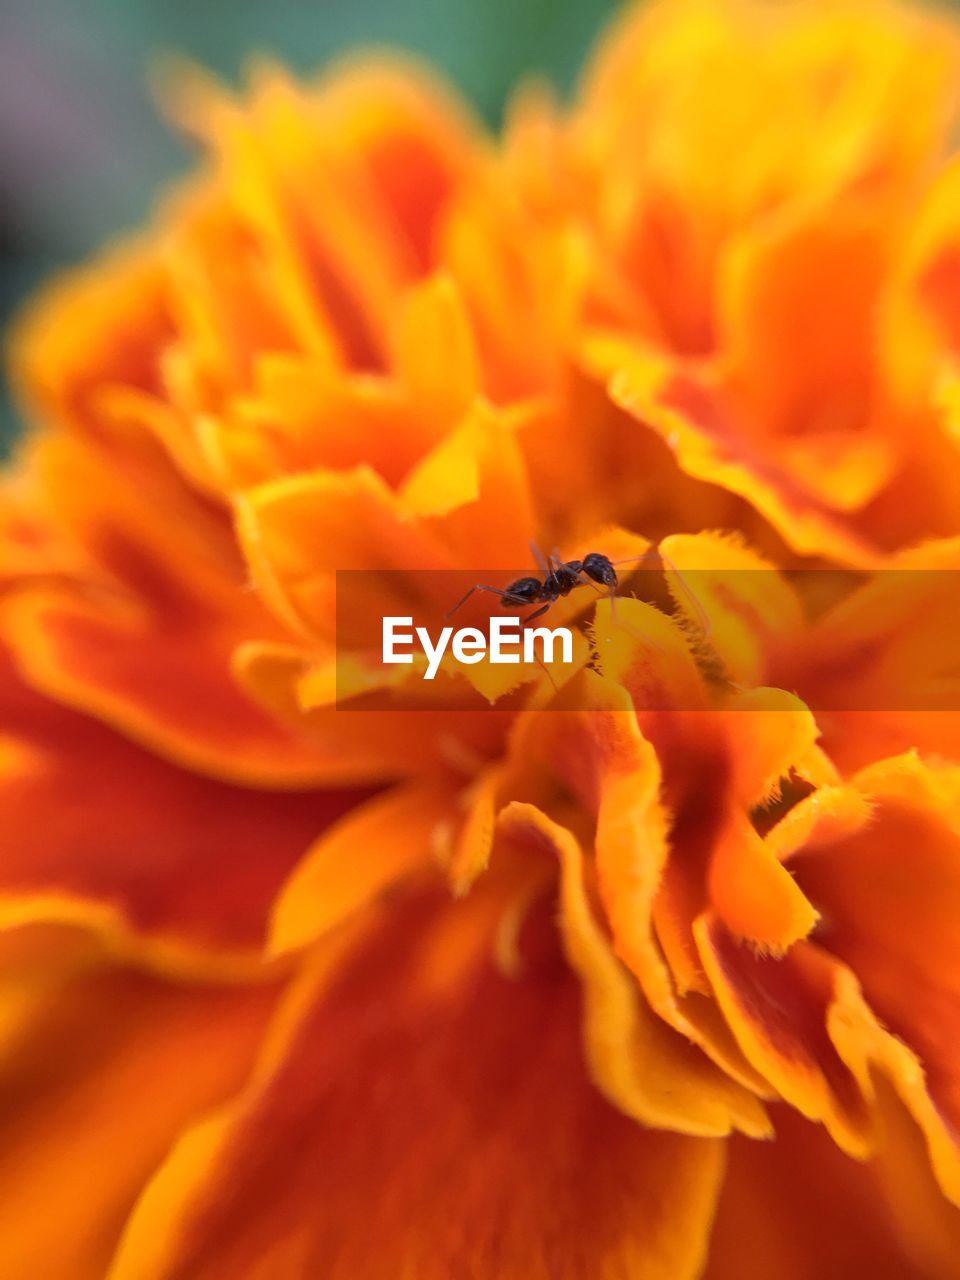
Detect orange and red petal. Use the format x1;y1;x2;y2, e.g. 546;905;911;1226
607;356;881;565
499;800;771;1139
791;756;960;1147
706;1100;960;1280
269;780;456;955
1;435;328;788
0;653;357;966
110;887;725;1280
3;585;330;789
0;927;279;1280
695;916;871;1157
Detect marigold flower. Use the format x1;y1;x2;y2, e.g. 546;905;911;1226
2;1;960;1277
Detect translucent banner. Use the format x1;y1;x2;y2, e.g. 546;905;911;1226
329;567;960;712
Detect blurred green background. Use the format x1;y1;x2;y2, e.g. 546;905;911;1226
0;0;622;449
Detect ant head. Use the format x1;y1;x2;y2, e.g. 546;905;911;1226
581;552;617;588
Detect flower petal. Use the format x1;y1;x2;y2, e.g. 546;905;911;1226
235;465;455;640
110;888;725;1280
827;966;960;1206
791;753;960;1165
706;809;818;953
540;668;772;1092
717;199;893;460
0;929;278;1280
773;538;960;770
706;1099;960;1280
0;653;355;967
593;602;820;949
498;801;771;1139
694;915;870;1156
397;400;537;567
390;272;479;422
1;436;325;787
608;355;879;564
658;531;803;687
269;781;454;956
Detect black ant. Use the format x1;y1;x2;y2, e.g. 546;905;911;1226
448;547;636;624
447;543;712;640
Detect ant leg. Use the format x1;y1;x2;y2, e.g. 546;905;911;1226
521;602;553;626
531;652;559;693
447;584;480;617
562;567;607;606
447;584;527;618
518;602;561;692
530;541;551;576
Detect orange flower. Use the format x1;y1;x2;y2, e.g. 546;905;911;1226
463;0;960;562
2;2;960;1276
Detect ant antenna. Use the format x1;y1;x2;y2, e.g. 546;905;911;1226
608;548;712;640
659;551;712;640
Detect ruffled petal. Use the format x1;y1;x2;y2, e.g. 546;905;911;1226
707;754;960;1200
773;538;960;770
1;436;326;786
695;915;870;1156
235;465;456;640
530;666;773;1093
592;602;819;949
2;585;329;788
658;531;803;687
706;1099;960;1280
791;754;960;1158
0;929;278;1280
110;887;725;1280
269;781;454;955
0;652;356;968
606;354;879;565
498;801;771;1138
234;639;512;786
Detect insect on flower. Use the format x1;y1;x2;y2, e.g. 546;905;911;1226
447;543;710;635
447;547;617;624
